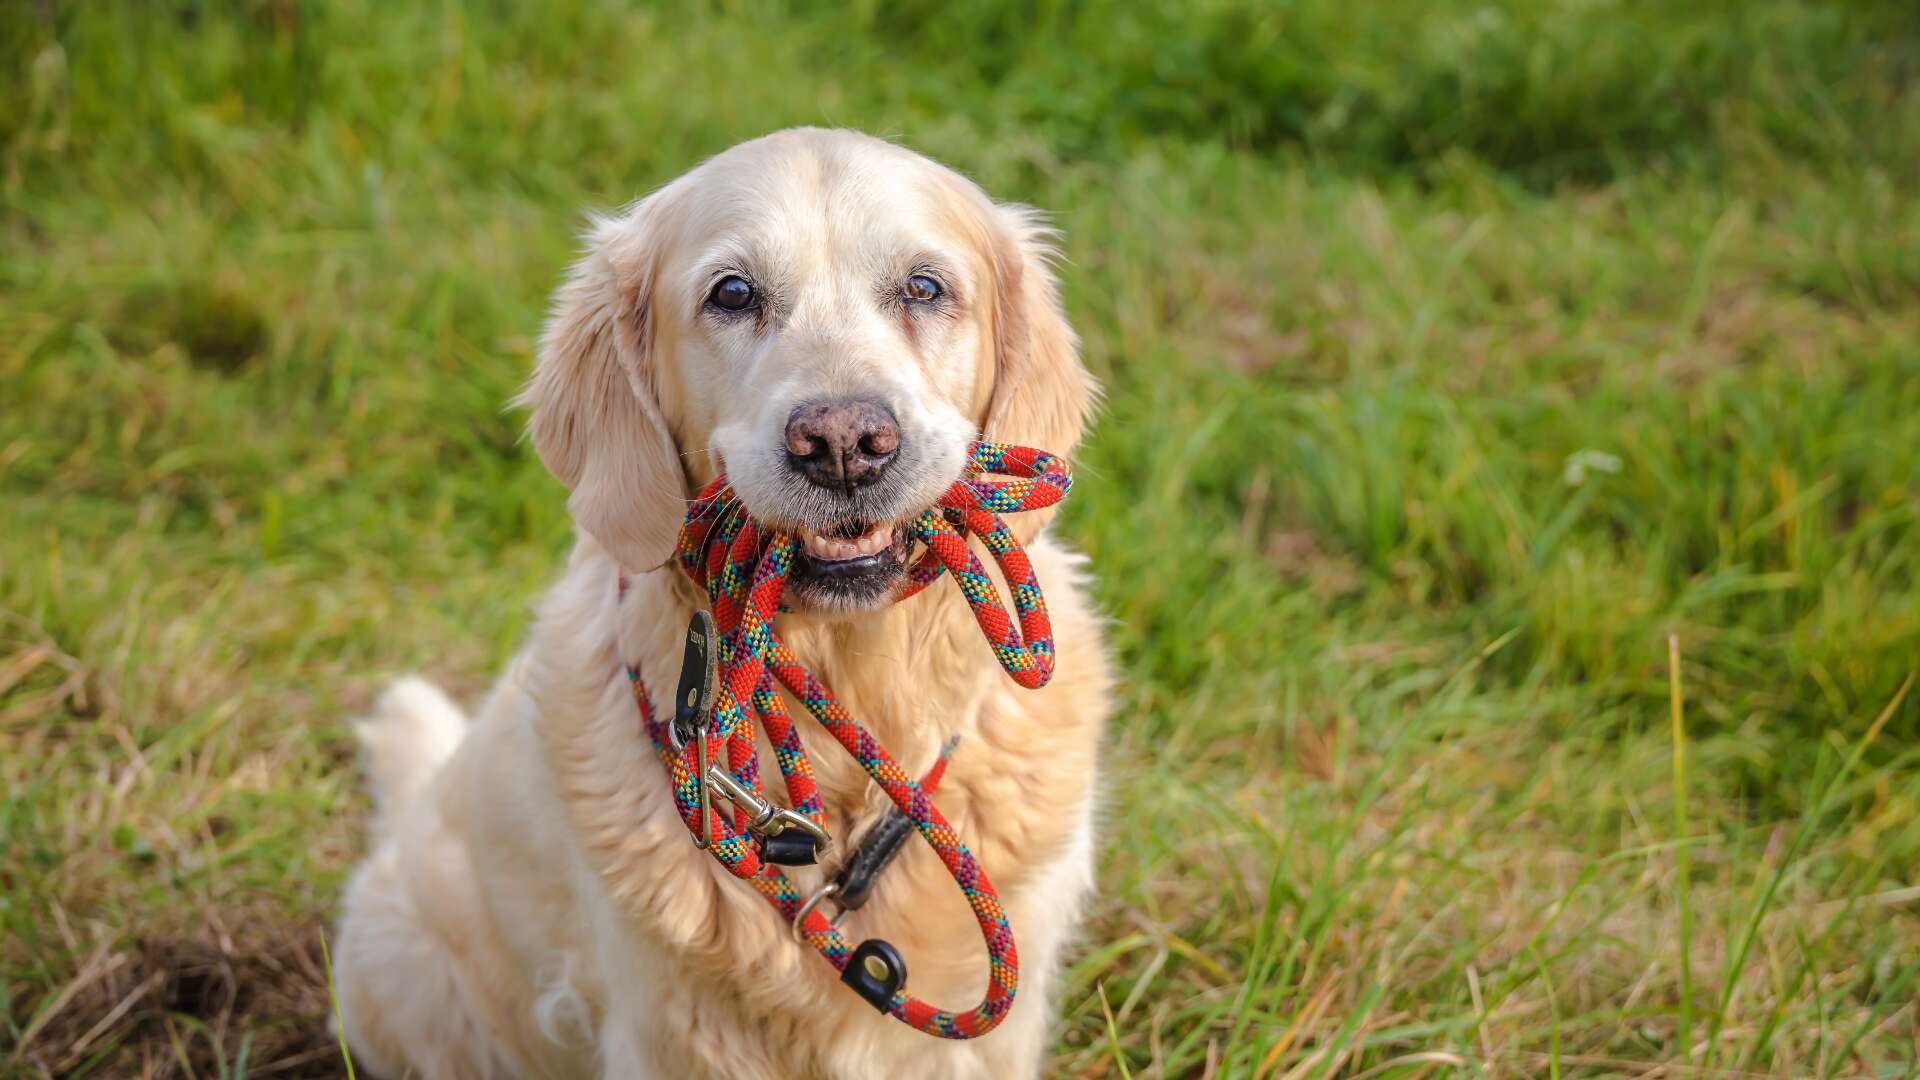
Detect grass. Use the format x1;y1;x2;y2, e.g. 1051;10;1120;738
4;0;1919;1075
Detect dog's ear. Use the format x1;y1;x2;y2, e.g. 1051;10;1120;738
983;205;1097;460
518;205;684;571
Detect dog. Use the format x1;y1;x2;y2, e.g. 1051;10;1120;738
332;128;1112;1079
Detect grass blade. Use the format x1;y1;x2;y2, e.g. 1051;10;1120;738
1669;633;1694;1066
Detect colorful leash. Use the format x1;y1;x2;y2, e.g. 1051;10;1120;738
621;443;1071;1038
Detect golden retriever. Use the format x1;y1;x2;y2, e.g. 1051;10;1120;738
332;128;1111;1079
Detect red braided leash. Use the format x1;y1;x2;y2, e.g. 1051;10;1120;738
622;443;1071;1038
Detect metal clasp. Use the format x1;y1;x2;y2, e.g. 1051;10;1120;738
683;697;832;857
702;765;833;855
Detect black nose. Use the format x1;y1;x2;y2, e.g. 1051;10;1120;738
785;400;901;492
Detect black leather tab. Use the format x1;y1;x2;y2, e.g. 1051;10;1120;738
672;610;718;745
831;808;916;911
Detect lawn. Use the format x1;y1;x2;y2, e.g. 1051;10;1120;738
4;1;1919;1076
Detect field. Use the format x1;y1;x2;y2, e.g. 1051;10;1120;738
4;1;1920;1075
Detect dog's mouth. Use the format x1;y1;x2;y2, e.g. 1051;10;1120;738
787;518;914;610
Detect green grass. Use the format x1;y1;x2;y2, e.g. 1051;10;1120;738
5;0;1920;1075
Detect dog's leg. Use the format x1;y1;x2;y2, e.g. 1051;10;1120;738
332;840;506;1079
334;678;525;1078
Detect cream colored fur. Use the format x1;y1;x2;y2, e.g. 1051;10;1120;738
332;129;1111;1079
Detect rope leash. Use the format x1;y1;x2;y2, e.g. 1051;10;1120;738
621;442;1071;1038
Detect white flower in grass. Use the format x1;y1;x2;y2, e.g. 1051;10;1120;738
1562;449;1622;487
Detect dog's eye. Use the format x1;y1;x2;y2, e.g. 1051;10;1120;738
903;274;942;303
708;275;756;313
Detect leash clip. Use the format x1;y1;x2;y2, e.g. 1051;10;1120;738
702;765;832;862
674;610;831;861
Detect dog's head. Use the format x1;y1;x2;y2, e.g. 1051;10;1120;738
520;129;1094;611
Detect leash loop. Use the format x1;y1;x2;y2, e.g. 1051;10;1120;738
624;442;1071;1039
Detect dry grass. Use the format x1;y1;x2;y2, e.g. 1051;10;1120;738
8;923;335;1078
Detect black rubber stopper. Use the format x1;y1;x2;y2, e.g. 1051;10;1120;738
840;939;907;1012
759;830;818;866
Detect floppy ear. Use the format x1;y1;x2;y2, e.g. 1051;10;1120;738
983;205;1098;461
517;208;685;571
